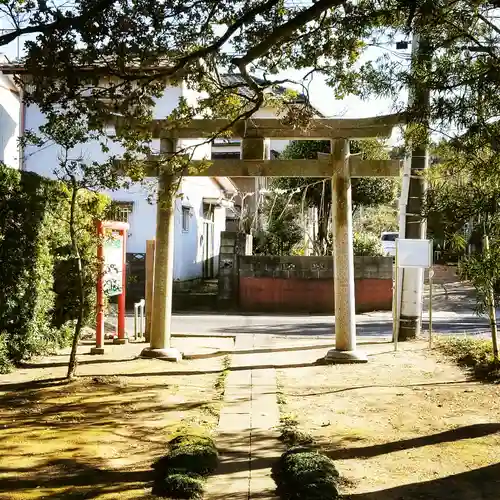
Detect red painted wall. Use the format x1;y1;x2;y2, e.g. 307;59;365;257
239;277;392;313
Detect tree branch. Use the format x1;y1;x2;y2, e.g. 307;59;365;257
0;0;116;47
233;0;345;66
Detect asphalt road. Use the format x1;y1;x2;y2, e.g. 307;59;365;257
123;310;491;339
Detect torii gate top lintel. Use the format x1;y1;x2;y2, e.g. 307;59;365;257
150;112;404;140
143;112;403;178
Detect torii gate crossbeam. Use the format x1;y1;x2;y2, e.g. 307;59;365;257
139;114;403;363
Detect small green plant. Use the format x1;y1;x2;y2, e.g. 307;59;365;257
353;232;384;257
272;448;340;499
163;434;219;475
435;336;500;381
277;376;315;447
0;333;12;374
279;413;314;447
156;473;204;499
214;355;231;399
152;431;219;499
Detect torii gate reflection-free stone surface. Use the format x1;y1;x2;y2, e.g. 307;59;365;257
140;115;402;363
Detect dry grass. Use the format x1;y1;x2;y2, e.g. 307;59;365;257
277;341;500;500
0;341;225;499
435;336;500;382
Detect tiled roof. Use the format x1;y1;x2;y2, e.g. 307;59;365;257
220;73;323;116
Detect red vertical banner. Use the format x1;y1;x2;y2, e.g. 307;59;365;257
95;220;105;350
117;228;127;340
93;220;129;353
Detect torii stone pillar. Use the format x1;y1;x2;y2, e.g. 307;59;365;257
140;138;181;361
324;139;367;363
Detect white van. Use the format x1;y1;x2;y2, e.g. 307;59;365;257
380;232;398;257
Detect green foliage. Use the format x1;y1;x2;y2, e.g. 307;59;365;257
275;139;398;254
353;205;398;236
458;248;500;317
0;164;108;369
1;0;498;183
424;142;500;317
353;232;384;257
0;333;12;374
272;448;340;500
279;427;315;447
152;431;219;499
255;195;303;256
156;473;205;499
278;139;398;213
435;337;500;382
154;433;219;477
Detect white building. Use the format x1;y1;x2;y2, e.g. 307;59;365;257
0;65;240;282
0;59;22;169
0;64;326;278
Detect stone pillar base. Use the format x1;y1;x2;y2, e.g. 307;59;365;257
113;338;128;345
398;315;420;340
140;347;182;362
321;349;368;364
90;347;105;355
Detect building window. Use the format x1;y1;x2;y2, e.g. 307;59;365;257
108;201;133;223
211;152;241;160
182;207;190;232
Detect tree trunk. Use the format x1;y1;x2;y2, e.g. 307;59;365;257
67;180;85;380
483;232;500;362
316;196;331;256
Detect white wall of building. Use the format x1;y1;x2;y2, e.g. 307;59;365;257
0;73;21;168
20;83;227;281
174;177;226;281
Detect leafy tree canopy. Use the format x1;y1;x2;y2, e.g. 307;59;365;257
0;0;499;167
275;139;398;213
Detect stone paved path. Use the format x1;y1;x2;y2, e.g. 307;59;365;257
205;335;283;500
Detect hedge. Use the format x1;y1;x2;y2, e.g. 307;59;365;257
152;432;219;499
0;164;109;372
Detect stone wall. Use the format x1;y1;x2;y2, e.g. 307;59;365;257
238;255;393;313
218;231;253;309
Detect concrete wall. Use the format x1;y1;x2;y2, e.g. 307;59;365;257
0;72;21;168
238;255;393;313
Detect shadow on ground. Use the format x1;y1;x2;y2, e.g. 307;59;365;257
345;462;500;500
0;365;221;499
0;459;153;499
218;319;489;337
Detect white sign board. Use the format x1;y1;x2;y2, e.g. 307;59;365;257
103;229;124;296
396;238;433;269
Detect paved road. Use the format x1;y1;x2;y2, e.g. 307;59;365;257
123;309;491;339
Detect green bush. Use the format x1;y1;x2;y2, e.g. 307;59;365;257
152;432;219;499
353;232;384;257
0;164;108;369
0;333;12;374
154;434;219;477
273;448;340;499
154;473;204;499
435;336;500;382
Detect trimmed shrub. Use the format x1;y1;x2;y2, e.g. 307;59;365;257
153;473;204;499
154;434;219;477
273;448;340;499
152;432;219;499
0;164;108;369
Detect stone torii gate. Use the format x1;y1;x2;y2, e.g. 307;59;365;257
139;114;402;363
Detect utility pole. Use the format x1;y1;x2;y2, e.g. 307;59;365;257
398;31;432;340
